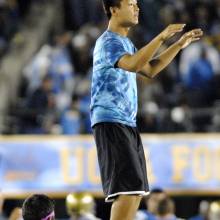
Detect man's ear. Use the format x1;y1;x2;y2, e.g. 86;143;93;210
110;6;117;16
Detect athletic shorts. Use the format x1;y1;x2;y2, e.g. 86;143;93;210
92;122;149;202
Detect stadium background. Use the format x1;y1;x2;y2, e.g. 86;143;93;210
1;0;220;219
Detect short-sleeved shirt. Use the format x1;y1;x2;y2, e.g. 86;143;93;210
90;30;137;127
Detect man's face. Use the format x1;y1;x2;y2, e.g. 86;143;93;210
114;0;139;27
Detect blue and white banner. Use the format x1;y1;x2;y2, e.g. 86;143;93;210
0;134;220;196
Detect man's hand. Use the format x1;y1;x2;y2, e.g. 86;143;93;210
159;24;186;41
139;27;203;78
178;29;203;49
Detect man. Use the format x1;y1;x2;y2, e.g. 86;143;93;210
135;188;167;220
155;197;184;220
22;75;55;134
189;200;210;220
22;194;55;220
90;0;203;220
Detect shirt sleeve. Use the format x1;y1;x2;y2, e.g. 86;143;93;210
103;38;129;67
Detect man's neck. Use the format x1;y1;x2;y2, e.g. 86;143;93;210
108;18;130;37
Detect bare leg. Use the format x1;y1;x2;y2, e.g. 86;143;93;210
110;195;142;220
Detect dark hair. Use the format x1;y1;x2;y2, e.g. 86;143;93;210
102;0;123;19
22;194;55;220
150;188;164;194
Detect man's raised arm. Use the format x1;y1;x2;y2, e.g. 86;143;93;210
139;28;203;79
117;24;186;72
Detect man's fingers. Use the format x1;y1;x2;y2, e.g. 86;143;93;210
169;26;185;32
178;28;203;48
167;24;186;33
189;29;203;37
191;37;201;42
171;28;184;33
184;29;203;40
191;28;203;33
169;24;186;29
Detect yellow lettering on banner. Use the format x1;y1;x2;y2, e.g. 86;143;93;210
87;147;101;184
144;148;156;184
214;147;220;180
60;147;84;184
172;146;190;183
192;146;211;182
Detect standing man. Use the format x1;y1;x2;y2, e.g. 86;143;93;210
90;0;203;220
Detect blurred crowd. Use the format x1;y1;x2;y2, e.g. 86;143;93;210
0;0;39;57
135;188;220;220
3;0;220;134
1;191;220;220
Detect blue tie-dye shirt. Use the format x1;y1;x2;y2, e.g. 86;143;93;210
90;30;137;127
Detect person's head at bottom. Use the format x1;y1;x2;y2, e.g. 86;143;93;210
22;194;55;220
146;188;167;215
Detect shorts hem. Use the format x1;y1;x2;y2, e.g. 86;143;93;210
91;119;136;128
105;191;149;203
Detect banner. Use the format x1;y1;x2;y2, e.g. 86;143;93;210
0;134;220;196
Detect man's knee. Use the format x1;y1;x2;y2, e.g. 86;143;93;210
111;195;142;220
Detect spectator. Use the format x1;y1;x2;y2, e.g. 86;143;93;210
47;31;75;113
179;42;220;80
183;48;214;92
183;48;214;107
22;194;55;220
21;75;55;134
60;98;81;134
155;197;184;220
189;200;210;220
135;188;167;220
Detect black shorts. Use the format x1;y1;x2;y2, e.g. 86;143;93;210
92;122;149;202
